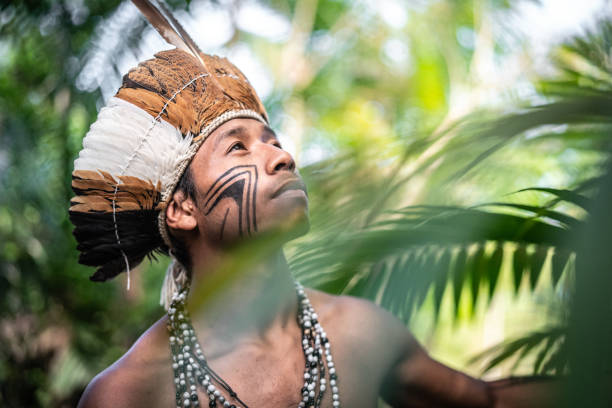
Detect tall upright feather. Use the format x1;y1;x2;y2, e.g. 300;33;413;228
131;0;204;66
157;1;203;59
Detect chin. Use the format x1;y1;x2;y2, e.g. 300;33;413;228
259;197;310;241
283;209;310;241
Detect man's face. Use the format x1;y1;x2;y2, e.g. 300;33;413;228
187;118;309;246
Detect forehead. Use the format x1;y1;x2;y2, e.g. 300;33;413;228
209;118;274;147
190;118;274;168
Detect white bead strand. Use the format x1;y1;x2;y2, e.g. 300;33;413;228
168;283;340;408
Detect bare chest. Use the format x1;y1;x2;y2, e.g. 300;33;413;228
202;346;305;408
174;341;381;408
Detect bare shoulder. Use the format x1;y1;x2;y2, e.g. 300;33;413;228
305;289;426;397
77;316;175;408
306;289;408;335
305;289;417;360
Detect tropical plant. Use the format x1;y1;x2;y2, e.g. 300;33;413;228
286;17;612;398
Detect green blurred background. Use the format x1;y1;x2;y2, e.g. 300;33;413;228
2;0;612;406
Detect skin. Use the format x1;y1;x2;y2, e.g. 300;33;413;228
78;119;559;408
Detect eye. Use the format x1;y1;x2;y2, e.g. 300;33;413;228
272;141;282;149
228;142;246;153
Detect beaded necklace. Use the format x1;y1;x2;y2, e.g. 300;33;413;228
167;282;341;408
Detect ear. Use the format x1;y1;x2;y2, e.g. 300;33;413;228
165;190;198;232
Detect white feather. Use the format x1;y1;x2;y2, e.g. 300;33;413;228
74;97;193;190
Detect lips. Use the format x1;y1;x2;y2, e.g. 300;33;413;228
272;177;308;198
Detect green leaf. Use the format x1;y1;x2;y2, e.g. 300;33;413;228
515;187;591;210
551;249;571;287
470;245;485;310
513;245;527;293
363;261;388;301
414;248;437;309
452;247;468;316
542;337;568;374
487;244;504;301
476;202;580;228
471;327;567;374
345;269;371;298
533;336;552;374
398;252;420;319
382;254;410;315
433;249;451;318
529;246;548;290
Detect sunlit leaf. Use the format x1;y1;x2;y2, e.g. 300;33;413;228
529;246;548;290
551;249;571;288
471;327;567;375
433;249;451;317
515;187;591;210
470;245;485;310
452;247;468;316
487;244;504;301
512;245;527;294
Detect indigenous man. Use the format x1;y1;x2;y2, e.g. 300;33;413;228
71;2;556;407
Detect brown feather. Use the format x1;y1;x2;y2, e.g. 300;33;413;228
71;170;163;213
115;49;267;136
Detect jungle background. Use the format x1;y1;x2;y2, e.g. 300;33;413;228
2;0;612;406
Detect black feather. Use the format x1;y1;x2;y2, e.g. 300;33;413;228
69;209;166;282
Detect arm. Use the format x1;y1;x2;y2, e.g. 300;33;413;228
78;361;174;408
381;336;493;407
380;320;559;407
488;377;559;408
332;295;559;407
77;369;131;408
331;296;493;407
77;319;175;408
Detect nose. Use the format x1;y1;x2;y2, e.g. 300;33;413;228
265;144;296;174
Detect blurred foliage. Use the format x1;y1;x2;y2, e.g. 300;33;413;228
0;1;167;406
1;0;612;407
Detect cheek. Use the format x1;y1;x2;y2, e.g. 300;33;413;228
198;205;234;242
196;165;260;242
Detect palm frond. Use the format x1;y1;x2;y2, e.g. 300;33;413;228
469;327;568;375
290;202;578;321
513;187;591;211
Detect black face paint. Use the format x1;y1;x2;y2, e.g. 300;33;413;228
219;208;230;241
202;165;258;237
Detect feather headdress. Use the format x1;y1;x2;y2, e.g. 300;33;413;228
69;0;268;306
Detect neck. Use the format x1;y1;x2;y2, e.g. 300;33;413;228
186;247;297;353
